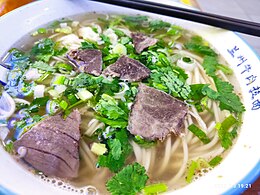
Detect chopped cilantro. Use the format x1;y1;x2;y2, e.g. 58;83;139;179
5;141;14;154
98;129;132;172
31;61;56;72
113;28;126;37
72;73;103;92
149;19;171;32
31;38;66;62
28;96;50;113
31;38;55;62
188;124;211;144
100;34;111;46
110;139;122;160
214;77;245;113
122;15;149;28
192;78;245;113
202;56;218;77
133;135;157;148
149;66;191;99
81;41;98;50
95;115;128;128
202;56;233;77
106;162;148;195
31;96;50;107
95;94;128;120
185;36;217;57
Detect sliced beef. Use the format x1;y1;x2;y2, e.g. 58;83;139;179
38;110;81;141
103;55;150;82
131;32;157;54
14;110;81;179
67;49;102;76
128;84;188;140
21;148;78;179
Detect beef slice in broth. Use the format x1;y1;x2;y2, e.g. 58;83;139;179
103;55;150;82
128;84;188;140
14;110;81;179
131;32;157;54
67;49;102;76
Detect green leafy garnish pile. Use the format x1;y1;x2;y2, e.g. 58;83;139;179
106;162;149;195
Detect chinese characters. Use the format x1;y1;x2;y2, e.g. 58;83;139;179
227;46;260;110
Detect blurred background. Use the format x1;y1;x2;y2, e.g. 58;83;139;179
0;0;259;194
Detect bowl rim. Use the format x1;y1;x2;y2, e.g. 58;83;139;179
0;0;259;194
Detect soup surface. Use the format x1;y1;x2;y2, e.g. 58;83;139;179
0;14;245;194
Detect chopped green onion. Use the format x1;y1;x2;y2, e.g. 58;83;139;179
67;94;79;105
36;72;50;83
112;43;127;55
53;75;67;85
186;160;198;183
55;62;73;74
143;183;168;195
220;115;237;131
209;156;223;167
182;57;193;63
64;100;84;117
188;124;210;144
48;89;59;98
91;143;107;155
59;100;68;110
76;89;93;101
215;115;238;149
54;26;72;34
37;28;47;34
46;100;60;115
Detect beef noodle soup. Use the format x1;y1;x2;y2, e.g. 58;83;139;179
0;13;245;194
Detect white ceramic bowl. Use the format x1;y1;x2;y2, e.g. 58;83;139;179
0;0;259;194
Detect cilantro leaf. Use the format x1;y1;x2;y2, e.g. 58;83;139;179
149;66;191;99
81;41;98;50
31;61;56;72
95;115;128;129
188;124;211;144
202;56;233;77
106;162;148;195
95;94;128;120
98;129;132;172
194;54;245;113
31;38;67;62
122;15;149;28
184;36;217;57
72;73;103;92
189;84;209;101
133;135;157;148
31;38;55;62
202;56;218;77
110;139;122;160
149;19;171;32
214;77;245;113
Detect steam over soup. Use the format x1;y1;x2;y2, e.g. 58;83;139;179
0;14;245;194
